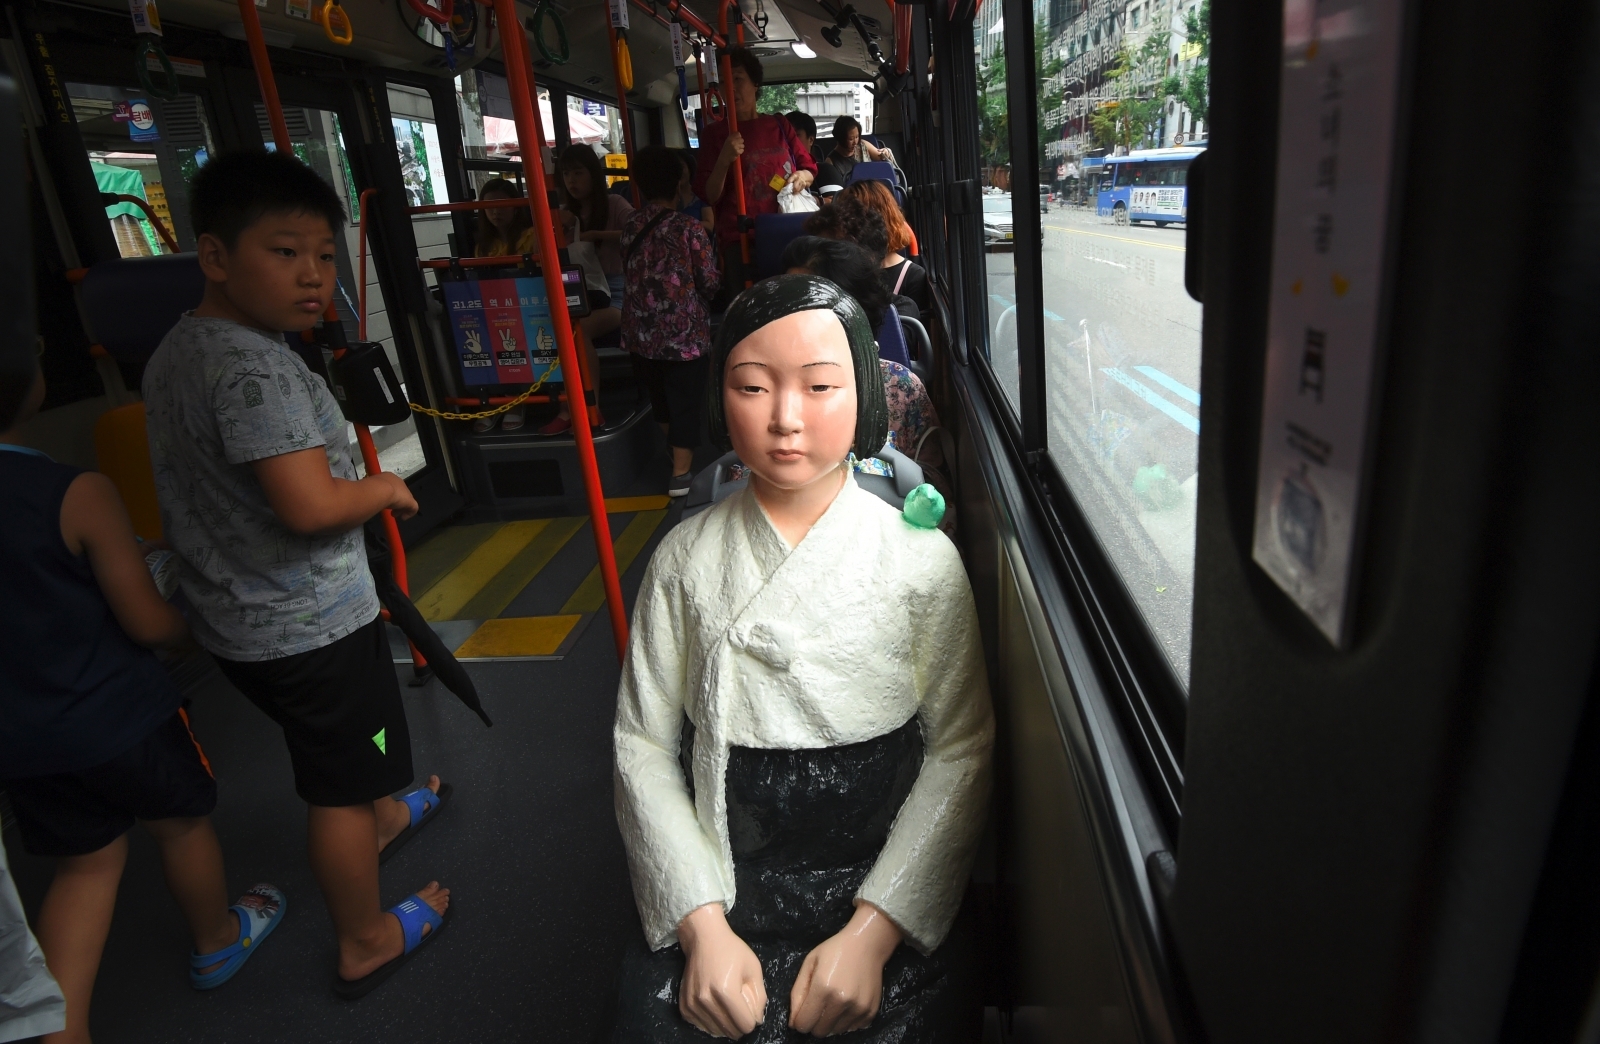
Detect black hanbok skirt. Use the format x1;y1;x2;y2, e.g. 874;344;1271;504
611;718;980;1043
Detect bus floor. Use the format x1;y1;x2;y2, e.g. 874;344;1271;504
0;472;716;1043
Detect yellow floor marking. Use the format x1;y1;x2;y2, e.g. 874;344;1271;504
456;516;586;622
405;522;504;598
604;495;671;513
561;509;668;614
416;520;549;622
1044;225;1187;252
453;615;581;658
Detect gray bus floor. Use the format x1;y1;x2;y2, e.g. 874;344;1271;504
3;512;679;1044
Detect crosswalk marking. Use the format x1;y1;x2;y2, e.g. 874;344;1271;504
1102;367;1200;434
1133;365;1201;406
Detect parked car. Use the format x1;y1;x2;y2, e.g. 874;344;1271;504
983;194;1014;249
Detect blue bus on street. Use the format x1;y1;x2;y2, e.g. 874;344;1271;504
1095;145;1206;226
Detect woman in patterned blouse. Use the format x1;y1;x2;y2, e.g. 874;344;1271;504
619;147;722;497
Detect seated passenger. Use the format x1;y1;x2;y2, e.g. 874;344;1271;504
673;149;713;235
802;195;921;325
0;359;286;1040
620;145;721;498
841;180;931;318
472;178;615;433
816;114;891;189
782;234;911;366
782;236;944;469
612;275;992;1043
141;150;453;999
784;109;818;161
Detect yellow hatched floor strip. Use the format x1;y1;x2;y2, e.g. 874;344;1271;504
404;522;503;597
416;520;548;622
453;615;583;659
455;516;587;622
560;509;668;615
604;495;670;513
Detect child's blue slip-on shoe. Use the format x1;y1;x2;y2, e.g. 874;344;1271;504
378;782;452;865
190;884;286;990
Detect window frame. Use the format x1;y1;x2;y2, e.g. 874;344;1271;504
946;0;1190;831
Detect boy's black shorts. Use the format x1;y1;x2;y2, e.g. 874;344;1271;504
632;353;711;451
216;616;414;807
3;710;218;857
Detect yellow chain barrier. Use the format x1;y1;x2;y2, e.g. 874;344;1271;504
407;362;557;421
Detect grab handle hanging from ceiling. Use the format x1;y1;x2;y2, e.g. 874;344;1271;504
316;0;354;45
129;0;182;100
530;0;569;63
605;0;639;206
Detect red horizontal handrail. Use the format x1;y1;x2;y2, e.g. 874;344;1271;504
417;254;557;269
407;197;533;215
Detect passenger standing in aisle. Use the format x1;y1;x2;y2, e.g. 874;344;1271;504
141;150;454;1000
619;146;721;498
0;359;286;1043
695;46;818;295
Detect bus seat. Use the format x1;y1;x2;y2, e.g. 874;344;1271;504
753;213;812;280
682;439;924;520
93;402;162;542
900;314;932;382
79;253;205;389
846;162;904;206
876;304;911;367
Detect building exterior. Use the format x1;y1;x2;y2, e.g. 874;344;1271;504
792;81;874;135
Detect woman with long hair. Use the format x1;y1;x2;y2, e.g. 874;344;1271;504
469;178;535;432
841;181;930;317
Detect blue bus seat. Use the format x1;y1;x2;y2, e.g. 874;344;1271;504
79;253;205;388
846;161;905;206
752;213;812;280
900;313;932;383
876;304;910;367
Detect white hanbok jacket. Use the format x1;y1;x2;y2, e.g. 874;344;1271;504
614;474;994;955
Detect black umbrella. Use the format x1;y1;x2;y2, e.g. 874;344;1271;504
367;533;493;728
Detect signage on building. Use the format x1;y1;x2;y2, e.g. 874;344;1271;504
128;99;160;142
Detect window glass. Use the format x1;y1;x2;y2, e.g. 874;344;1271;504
973;0;1020;416
67;82;213;256
456;72;556;197
1038;0;1208;680
260;104;426;479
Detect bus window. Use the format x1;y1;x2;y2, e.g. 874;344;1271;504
260;104;427;480
456;71;553;198
973;0;1021;416
66;83;213;256
1043;141;1204;679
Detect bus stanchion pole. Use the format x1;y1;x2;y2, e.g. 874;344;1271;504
236;0;290;151
492;0;630;659
717;0;750;287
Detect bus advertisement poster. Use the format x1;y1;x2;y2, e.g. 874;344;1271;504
443;278;562;387
480;279;535;383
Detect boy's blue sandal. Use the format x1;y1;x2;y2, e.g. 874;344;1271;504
378;782;452;865
190;884;286;990
333;893;450;1000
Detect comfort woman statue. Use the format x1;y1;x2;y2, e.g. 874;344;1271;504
612;274;995;1041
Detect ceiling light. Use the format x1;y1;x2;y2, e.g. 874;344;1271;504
791;41;816;58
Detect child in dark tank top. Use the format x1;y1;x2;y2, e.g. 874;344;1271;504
0;360;285;1037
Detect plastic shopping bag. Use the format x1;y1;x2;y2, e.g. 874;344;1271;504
777;184;820;214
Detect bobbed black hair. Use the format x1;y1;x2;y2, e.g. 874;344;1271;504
779;235;891;331
633;145;685;203
189;149;346;249
720;45;764;89
785;110;817;142
832;115;862;140
707;274;888;459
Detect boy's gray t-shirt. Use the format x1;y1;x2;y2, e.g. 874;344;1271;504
143;314;380;661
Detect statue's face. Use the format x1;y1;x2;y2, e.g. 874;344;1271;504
723;309;857;494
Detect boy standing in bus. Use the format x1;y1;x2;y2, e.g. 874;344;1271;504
620;146;721;497
141;150;453;999
0;359;286;1041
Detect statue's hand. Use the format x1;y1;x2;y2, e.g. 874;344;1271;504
788;901;903;1036
678;904;767;1039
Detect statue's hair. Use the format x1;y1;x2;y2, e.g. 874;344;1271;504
706;274;888;458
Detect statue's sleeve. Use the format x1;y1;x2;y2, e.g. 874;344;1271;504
614;544;732;951
857;535;995;955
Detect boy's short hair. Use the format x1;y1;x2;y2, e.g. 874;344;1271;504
832;115;862;140
634;146;685;203
0;359;39;432
720;46;764;89
190;149;347;249
785;110;817;142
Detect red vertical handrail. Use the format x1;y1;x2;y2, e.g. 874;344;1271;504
603;7;641;207
491;0;630;658
717;0;751;286
237;0;290;152
894;1;912;75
